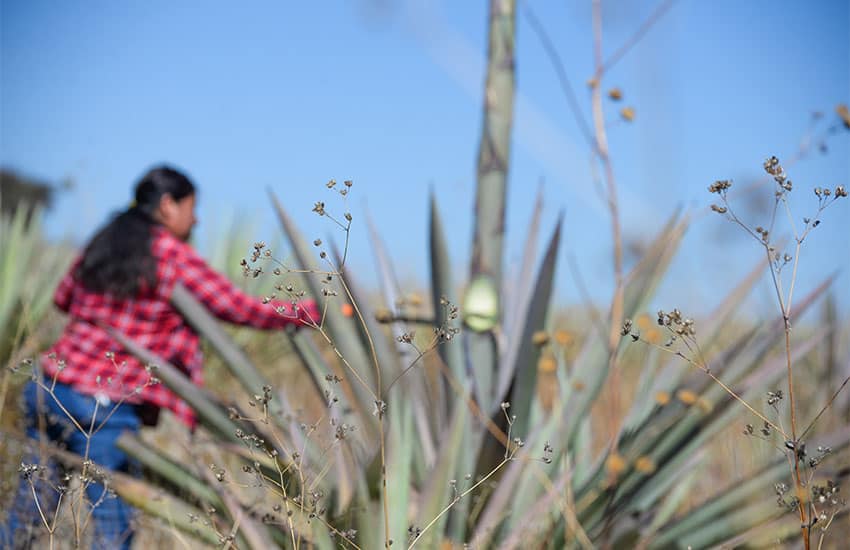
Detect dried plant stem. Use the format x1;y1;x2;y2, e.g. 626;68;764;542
599;0;678;75
335;274;391;549
408;455;514;549
590;0;626;459
645;340;787;439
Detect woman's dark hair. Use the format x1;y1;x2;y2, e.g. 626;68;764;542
76;166;196;298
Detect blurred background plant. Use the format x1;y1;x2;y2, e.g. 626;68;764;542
1;0;849;548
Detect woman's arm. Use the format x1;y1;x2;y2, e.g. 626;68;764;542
172;241;319;329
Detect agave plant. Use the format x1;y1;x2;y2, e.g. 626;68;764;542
12;1;850;548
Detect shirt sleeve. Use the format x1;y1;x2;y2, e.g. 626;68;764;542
173;242;311;329
53;256;81;313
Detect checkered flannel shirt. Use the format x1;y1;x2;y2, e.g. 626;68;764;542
41;225;317;427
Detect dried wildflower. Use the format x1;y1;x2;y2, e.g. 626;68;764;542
326;179;336;188
538;355;557;374
374;308;393;323
373;400;387;419
312;202;326;216
554;329;573;346
676;389;698;405
542;441;554;464
621;318;633;336
396;331;415;344
710;204;728;214
606;453;627;476
767;390;783;406
313;239;322;247
607;87;623;101
635;456;656;474
645;328;662;344
835;185;847;197
708;180;732;194
620;106;635;122
532;331;550;346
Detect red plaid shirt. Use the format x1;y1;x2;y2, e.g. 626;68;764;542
42;225;316;427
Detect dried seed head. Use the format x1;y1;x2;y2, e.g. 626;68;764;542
538;355;557;374
708;180;732;194
635;456;656;474
608;87;623;101
606;453;627;476
532;331;550;346
676;389;698;405
554;329;573;346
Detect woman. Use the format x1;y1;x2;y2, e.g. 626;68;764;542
4;166;319;549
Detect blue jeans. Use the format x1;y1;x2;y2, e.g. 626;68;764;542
3;380;141;549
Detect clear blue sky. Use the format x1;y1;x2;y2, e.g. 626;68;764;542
2;0;848;318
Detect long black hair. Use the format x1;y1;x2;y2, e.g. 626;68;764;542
76;166;196;298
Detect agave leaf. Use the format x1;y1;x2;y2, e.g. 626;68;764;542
498;184;544;397
365;211;437;467
487;213;686;538
633;457;701;544
504;214;562;437
117;432;222;506
415;401;471;547
0;205;38;339
170;285;284;417
596;329;827;532
651;425;850;548
428;192;466;413
384;383;415;548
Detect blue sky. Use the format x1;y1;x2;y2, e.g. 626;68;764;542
2;0;848;319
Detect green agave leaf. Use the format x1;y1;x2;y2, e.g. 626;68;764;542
365;211;437;467
117;432;222;506
495;187;546;407
170;285;284;417
652;425;850;549
429;192;466;413
593;329;827;533
414;401;471;547
505;213;562;438
0;205;39;339
384;384;415;548
489;213;688;532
